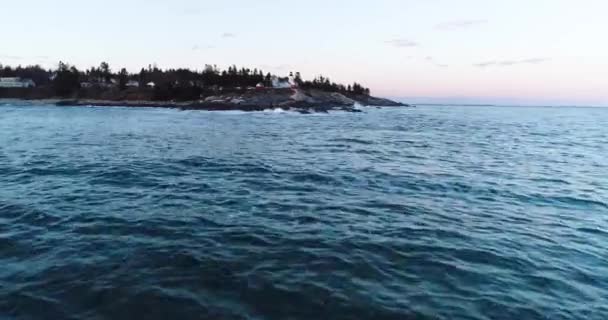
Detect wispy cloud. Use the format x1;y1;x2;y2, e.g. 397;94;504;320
0;54;23;60
425;56;449;68
192;44;216;51
474;58;550;68
436;19;487;30
177;7;202;15
385;39;419;48
222;32;236;38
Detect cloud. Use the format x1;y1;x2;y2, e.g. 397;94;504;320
385;39;419;48
177;7;202;15
0;54;23;60
474;58;550;68
425;56;448;68
221;32;236;38
436;19;487;30
192;44;216;51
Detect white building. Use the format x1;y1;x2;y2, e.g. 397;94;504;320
0;77;36;88
271;76;292;89
126;80;140;88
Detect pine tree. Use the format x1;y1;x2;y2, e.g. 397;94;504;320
99;62;110;83
118;68;128;90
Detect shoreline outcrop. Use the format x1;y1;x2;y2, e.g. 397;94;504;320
4;88;409;113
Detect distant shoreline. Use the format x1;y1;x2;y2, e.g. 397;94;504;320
0;88;409;113
0;61;398;113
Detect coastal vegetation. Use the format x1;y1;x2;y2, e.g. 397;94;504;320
0;62;371;100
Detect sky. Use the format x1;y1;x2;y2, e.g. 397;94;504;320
1;0;607;106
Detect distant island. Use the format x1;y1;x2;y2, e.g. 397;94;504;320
0;62;408;113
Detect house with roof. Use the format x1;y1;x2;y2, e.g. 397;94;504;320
0;77;36;88
271;76;292;89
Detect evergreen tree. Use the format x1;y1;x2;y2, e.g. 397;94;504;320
99;62;110;83
139;68;147;85
52;61;80;96
118;68;128;90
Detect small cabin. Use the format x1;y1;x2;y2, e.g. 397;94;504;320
126;80;140;88
0;77;36;88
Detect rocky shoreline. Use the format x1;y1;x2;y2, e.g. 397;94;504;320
30;88;409;113
2;89;409;113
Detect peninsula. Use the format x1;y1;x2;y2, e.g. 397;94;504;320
0;62;408;112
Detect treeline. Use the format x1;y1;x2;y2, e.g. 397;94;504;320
0;61;372;99
301;75;370;96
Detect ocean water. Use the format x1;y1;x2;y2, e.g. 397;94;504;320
0;103;607;320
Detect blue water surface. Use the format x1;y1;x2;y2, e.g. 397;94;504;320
0;104;607;319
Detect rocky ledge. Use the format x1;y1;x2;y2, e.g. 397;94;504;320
55;88;409;113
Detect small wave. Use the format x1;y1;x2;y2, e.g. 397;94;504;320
576;227;608;237
330;138;375;145
529;177;571;185
543;195;608;209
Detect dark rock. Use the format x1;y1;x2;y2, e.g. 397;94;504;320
46;88;408;113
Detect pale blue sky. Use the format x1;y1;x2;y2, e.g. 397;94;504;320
2;0;607;105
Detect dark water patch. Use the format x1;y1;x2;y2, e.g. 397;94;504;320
0;236;35;259
175;156;224;169
449;247;537;272
290;171;341;185
152;180;219;195
0;292;77;320
0;202;62;228
88;167;163;189
20;164;96;179
359;200;419;216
